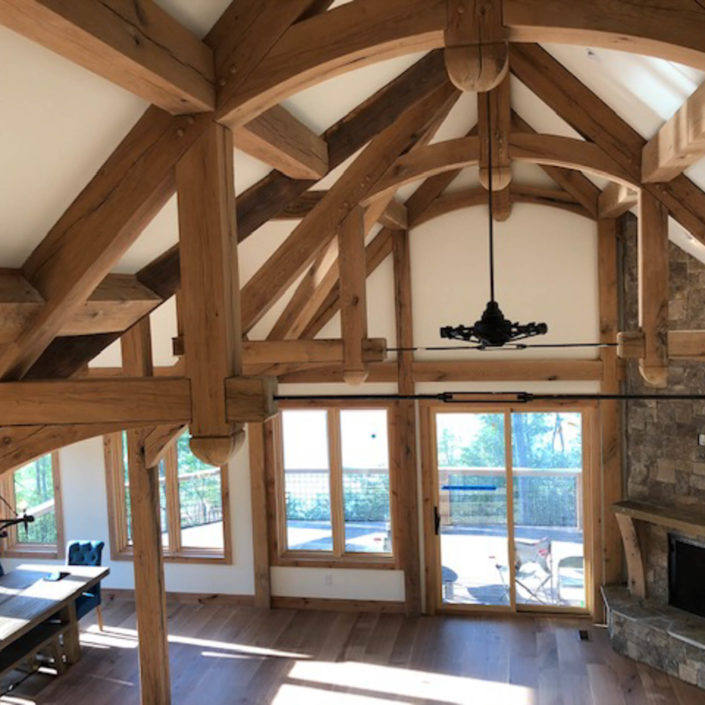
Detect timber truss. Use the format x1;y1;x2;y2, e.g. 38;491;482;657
0;0;703;462
2;1;705;698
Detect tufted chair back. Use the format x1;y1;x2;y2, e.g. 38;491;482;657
66;540;105;623
67;540;104;567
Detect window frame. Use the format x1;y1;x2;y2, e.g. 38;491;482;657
0;451;65;560
420;400;601;616
104;432;232;564
266;400;401;570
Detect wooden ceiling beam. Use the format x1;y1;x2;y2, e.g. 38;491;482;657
618;330;705;362
137;52;449;305
411;185;593;227
215;0;334;130
0;377;191;427
510;111;600;217
236;105;329;180
598;182;639;219
0;272;161;343
365;133;635;206
216;0;447;128
339;208;369;385
295;158;466;338
244;338;386;366
240;83;457;333
0;422;145;479
267;88;458;341
0;0;333;384
0;0;214;114
642;80;705;183
277;358;604;384
219;0;705;128
479;73;511;191
302;228;394;339
0;374;277;428
0;52;447;386
0;108;211;382
510;43;705;245
277;190;407;228
504;0;705;70
479;72;512;221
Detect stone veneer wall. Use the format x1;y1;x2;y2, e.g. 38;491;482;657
623;214;705;603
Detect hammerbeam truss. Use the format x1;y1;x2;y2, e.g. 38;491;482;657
0;0;704;443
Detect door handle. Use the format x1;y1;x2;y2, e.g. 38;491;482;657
434;506;441;535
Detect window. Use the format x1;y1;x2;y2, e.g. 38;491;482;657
0;452;64;559
105;430;231;562
267;404;397;567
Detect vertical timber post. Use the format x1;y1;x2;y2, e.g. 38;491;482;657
176;122;245;465
121;318;171;705
393;228;422;614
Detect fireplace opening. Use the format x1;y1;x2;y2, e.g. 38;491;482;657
669;534;705;618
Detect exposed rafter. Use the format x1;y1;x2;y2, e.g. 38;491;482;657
240;83;457;332
0;0;214;113
236;105;329;180
510;43;705;245
266;87;458;342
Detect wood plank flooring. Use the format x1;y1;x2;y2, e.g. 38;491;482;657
2;597;704;704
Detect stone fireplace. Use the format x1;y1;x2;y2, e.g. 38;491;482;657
602;215;705;688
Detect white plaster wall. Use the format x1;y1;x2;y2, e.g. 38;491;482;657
271;567;405;601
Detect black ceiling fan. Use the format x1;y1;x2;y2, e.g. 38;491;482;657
436;92;606;354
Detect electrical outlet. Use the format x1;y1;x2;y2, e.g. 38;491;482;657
699;434;705;447
324;573;333;587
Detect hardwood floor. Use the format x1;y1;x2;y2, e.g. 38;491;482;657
3;597;704;704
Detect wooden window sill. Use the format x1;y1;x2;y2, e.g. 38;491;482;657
274;553;397;570
2;546;61;560
110;549;230;565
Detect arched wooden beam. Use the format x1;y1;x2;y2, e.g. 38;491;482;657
0;422;144;479
410;185;595;228
504;0;705;71
217;0;705;127
363;134;636;205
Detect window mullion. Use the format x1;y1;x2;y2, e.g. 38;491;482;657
329;409;345;557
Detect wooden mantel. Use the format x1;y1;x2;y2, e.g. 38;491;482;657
613;500;705;599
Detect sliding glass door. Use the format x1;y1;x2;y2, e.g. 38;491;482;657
432;407;589;613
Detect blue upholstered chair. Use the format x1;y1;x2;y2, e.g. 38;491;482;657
66;540;105;631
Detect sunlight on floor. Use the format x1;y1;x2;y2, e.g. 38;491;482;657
286;661;536;705
86;625;312;660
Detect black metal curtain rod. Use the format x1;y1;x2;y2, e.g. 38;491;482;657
274;391;705;404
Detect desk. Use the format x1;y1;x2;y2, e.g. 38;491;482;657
0;564;109;670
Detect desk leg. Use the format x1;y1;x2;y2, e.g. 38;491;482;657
60;602;81;665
